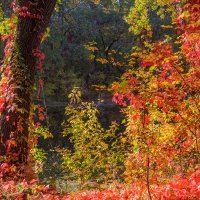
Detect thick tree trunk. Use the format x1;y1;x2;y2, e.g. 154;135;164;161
0;0;57;173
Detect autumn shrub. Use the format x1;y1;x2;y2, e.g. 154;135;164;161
58;88;124;184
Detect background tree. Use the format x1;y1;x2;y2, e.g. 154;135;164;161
38;0;133;148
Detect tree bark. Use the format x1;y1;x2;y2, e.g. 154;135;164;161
0;0;57;172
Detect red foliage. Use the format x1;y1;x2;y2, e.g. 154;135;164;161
1;171;199;199
112;0;200;196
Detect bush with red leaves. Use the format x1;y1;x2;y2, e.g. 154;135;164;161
0;170;199;199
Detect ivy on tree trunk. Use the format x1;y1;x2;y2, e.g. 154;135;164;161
0;0;57;175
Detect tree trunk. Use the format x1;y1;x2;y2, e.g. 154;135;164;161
0;0;57;174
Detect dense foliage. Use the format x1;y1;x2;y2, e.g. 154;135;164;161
0;0;199;199
59;88;124;183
